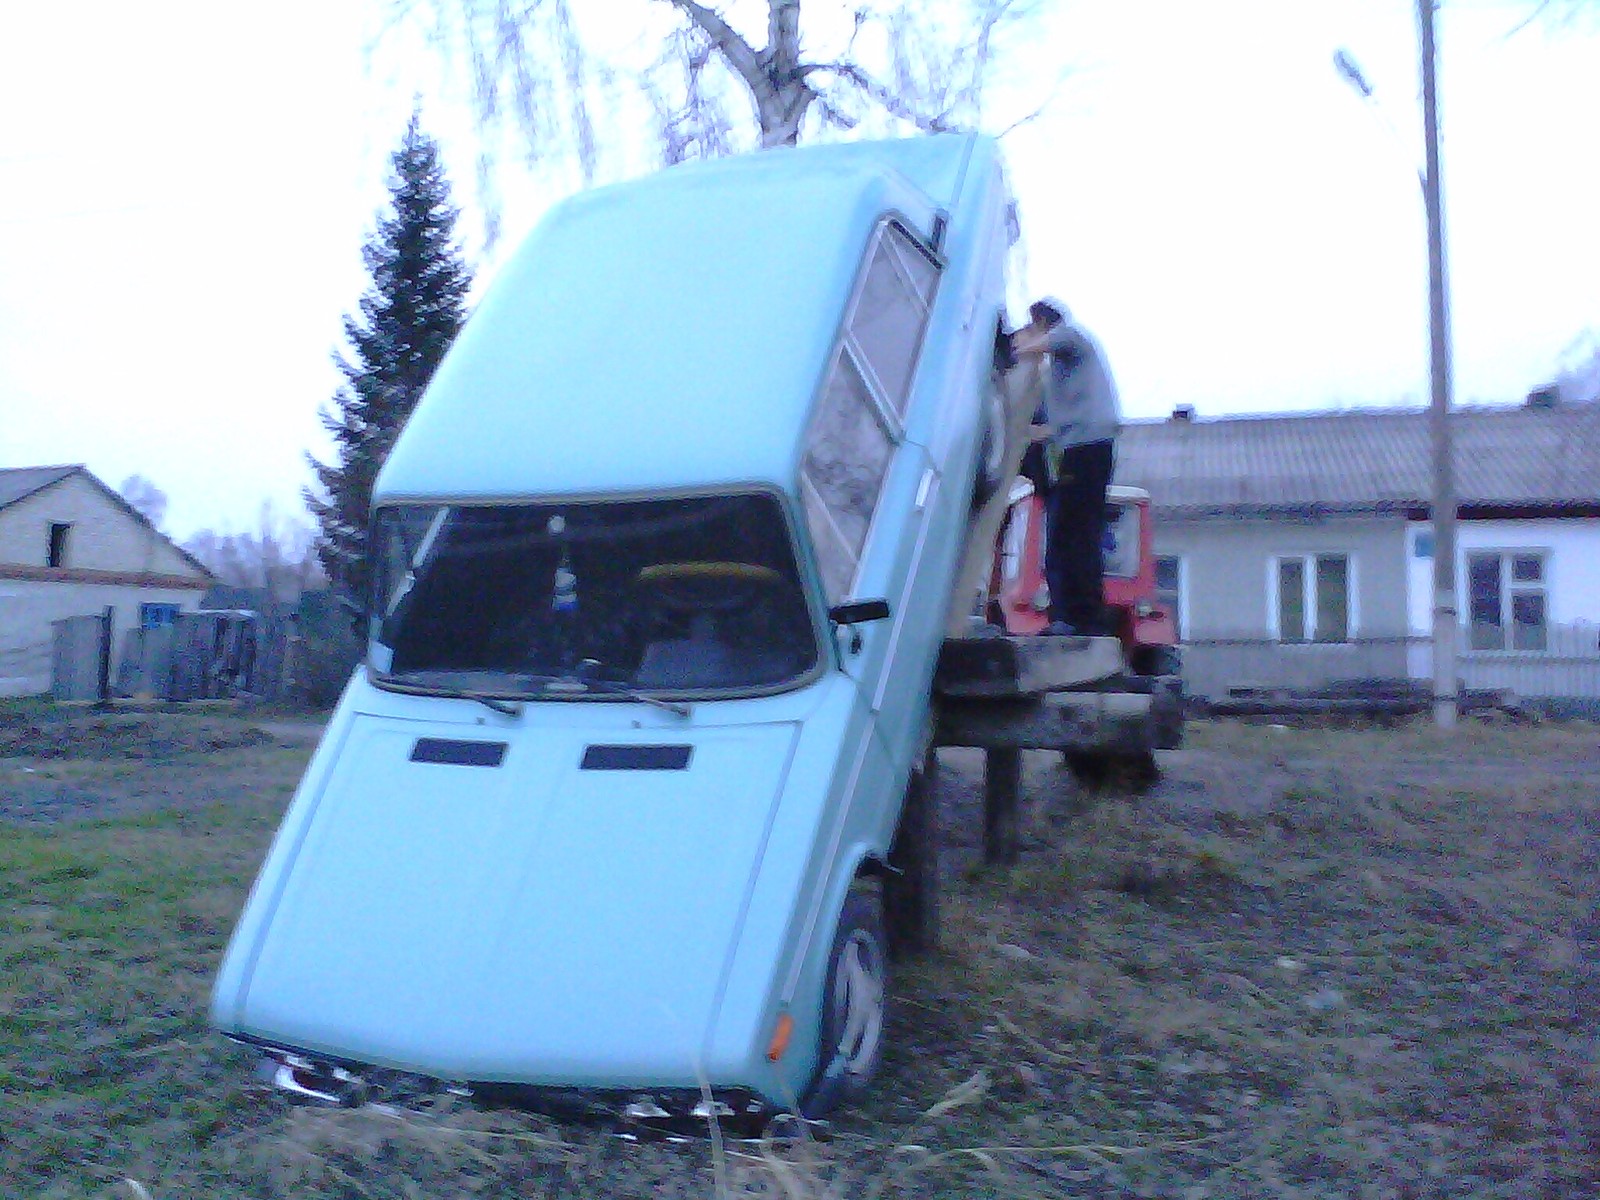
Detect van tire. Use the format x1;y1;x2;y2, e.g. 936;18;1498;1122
799;885;888;1119
885;754;940;955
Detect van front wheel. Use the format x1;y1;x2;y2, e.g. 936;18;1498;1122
800;885;888;1118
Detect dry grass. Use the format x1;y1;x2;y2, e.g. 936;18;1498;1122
1;710;1596;1197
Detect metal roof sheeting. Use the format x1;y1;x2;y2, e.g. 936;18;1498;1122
1117;404;1600;516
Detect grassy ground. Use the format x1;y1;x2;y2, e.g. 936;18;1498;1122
1;710;1595;1198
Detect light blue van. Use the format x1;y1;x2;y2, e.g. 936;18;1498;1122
212;134;1016;1126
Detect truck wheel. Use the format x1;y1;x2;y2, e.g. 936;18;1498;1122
885;754;940;956
800;885;888;1119
1065;750;1160;792
1132;645;1182;678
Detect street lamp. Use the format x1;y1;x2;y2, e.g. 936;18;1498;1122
1335;0;1459;729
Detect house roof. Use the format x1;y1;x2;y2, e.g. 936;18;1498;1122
0;464;78;511
1115;403;1600;517
0;464;214;581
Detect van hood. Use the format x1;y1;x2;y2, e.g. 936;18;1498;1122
224;713;799;1086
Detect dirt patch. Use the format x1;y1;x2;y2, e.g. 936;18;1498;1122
0;709;275;760
0;708;313;825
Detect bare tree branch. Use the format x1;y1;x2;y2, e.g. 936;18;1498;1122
385;0;1056;232
1503;0;1554;38
806;61;960;135
670;0;763;92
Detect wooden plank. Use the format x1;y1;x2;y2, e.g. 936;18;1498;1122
944;359;1046;635
934;633;1124;698
935;690;1160;753
983;747;1021;866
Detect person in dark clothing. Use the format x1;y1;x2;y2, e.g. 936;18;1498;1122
1011;298;1121;635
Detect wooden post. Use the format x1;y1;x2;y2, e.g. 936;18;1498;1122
1419;0;1459;728
945;360;1046;635
95;605;115;709
983;747;1021;866
281;616;300;704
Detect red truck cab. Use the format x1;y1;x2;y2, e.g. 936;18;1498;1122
991;483;1180;677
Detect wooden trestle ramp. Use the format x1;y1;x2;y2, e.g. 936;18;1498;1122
900;355;1180;917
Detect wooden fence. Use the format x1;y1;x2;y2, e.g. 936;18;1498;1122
50;592;361;706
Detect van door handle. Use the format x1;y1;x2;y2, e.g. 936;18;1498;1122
915;468;937;510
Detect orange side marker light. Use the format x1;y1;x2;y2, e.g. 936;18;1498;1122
766;1013;794;1062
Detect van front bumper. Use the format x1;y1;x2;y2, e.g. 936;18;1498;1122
242;1040;785;1137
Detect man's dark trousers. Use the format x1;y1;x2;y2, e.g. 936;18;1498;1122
1043;439;1115;633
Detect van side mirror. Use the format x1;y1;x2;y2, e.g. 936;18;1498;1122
828;598;891;626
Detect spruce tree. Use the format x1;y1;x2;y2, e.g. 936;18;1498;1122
306;111;473;607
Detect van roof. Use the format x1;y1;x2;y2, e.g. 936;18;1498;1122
375;134;993;505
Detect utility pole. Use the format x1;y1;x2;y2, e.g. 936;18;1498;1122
1336;6;1459;729
1419;0;1458;728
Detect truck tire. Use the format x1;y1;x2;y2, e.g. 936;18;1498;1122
800;885;888;1119
1131;644;1182;679
1064;750;1160;792
885;753;940;955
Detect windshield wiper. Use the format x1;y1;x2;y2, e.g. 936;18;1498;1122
565;676;692;718
562;659;693;718
380;678;524;713
460;692;524;717
392;670;689;718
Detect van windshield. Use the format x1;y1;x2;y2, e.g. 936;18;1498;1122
369;493;821;699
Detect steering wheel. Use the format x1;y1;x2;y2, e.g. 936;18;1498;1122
633;561;783;613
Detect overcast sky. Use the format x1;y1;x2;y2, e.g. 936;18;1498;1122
2;0;1596;540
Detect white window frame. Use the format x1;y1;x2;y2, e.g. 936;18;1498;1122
1269;553;1357;644
1465;547;1549;653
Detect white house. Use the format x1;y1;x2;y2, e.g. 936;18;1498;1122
1115;400;1600;709
0;465;213;696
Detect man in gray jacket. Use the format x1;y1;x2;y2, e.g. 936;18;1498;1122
1011;297;1121;635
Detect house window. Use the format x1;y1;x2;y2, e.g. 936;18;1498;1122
1467;550;1547;651
1154;555;1184;639
1275;554;1350;643
140;603;180;630
48;522;72;568
799;220;940;603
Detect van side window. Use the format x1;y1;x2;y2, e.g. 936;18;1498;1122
847;225;939;419
801;355;891;603
801;221;942;603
